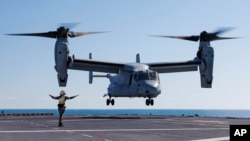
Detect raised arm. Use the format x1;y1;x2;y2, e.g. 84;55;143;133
49;94;60;100
66;95;79;100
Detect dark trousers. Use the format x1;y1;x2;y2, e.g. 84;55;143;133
58;104;65;125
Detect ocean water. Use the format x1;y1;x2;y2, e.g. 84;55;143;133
1;109;250;118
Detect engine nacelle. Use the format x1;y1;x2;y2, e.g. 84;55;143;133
199;46;214;88
54;39;71;87
55;59;69;87
57;72;68;87
55;57;72;87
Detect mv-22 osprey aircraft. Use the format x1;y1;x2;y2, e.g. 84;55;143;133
7;28;236;106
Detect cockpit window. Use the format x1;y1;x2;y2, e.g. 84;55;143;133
139;72;149;80
138;71;158;80
149;71;157;80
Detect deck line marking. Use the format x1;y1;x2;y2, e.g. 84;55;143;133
81;133;93;138
0;121;13;123
0;127;228;133
190;136;229;141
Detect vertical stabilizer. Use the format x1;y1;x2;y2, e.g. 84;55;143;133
136;53;140;63
89;53;93;84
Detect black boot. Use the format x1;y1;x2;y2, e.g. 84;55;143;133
58;122;64;127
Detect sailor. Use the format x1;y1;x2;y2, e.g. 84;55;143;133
49;90;78;127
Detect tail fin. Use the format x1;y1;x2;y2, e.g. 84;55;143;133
88;52;109;84
89;53;93;84
136;53;140;63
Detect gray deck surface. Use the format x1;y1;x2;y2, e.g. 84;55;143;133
0;115;248;141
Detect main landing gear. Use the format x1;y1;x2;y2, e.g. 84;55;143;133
106;97;115;106
146;98;154;106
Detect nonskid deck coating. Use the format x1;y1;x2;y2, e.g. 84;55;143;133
0;115;248;141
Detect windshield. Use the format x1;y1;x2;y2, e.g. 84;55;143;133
149;71;157;80
138;71;157;80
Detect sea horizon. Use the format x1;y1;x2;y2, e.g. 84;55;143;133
1;109;250;118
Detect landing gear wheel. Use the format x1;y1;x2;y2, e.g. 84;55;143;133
146;98;154;106
107;98;115;106
111;99;115;106
150;99;154;106
146;99;150;106
106;99;110;106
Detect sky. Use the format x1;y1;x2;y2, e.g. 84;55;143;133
0;0;250;109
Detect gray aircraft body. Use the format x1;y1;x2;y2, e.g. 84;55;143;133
70;53;200;106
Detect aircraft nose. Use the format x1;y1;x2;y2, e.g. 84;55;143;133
144;81;161;94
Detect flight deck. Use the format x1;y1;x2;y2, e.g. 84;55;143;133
0;115;248;141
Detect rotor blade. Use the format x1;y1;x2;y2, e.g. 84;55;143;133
212;27;235;36
209;27;237;41
6;31;57;38
151;35;200;42
68;31;109;38
212;36;239;41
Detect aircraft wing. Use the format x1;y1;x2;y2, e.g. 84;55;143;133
68;58;125;73
147;59;201;73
